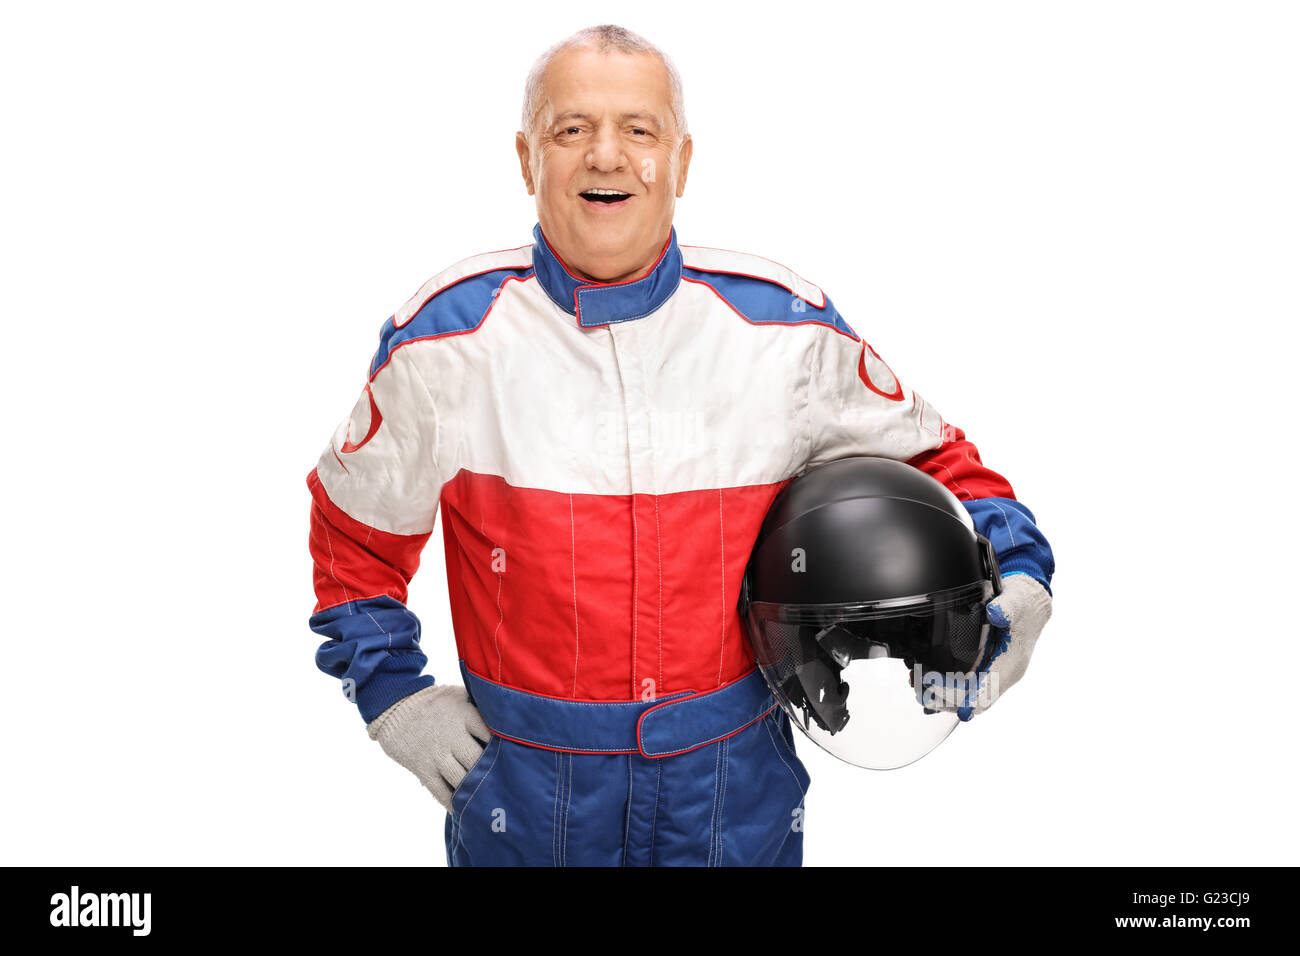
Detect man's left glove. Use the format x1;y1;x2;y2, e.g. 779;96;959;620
366;683;492;811
923;573;1053;721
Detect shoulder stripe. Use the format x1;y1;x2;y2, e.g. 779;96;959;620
370;273;532;378
394;243;534;328
367;243;534;378
680;243;857;340
682;276;859;341
679;244;826;309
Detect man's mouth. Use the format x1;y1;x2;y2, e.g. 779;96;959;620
580;188;632;205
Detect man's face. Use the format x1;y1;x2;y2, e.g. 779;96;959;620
516;46;693;284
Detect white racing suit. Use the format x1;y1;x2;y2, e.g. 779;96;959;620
306;221;1056;866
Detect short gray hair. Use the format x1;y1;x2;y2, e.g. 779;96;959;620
521;24;689;144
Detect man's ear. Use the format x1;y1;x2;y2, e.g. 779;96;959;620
675;134;693;198
515;131;535;196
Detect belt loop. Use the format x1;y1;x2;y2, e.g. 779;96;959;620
636;670;777;758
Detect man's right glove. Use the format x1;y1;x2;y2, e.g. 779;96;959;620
921;573;1053;720
366;683;492;812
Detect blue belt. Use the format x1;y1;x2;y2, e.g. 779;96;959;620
458;661;778;758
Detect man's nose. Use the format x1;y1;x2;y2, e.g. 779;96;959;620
585;124;627;171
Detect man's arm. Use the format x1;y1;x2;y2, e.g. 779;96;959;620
805;295;1055;593
803;295;1055;717
306;331;444;722
903;424;1054;594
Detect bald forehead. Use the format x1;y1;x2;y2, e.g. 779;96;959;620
535;46;675;134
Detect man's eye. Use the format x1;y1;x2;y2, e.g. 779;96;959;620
562;127;582;135
631;128;647;136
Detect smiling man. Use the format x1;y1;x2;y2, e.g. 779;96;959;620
515;40;691;284
306;24;1055;867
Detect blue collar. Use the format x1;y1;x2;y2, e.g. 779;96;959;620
531;221;683;328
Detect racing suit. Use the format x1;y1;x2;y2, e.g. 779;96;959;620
306;221;1056;866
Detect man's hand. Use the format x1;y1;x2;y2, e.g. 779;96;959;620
367;684;492;811
923;573;1053;721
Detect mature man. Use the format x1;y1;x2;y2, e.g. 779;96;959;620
306;24;1055;867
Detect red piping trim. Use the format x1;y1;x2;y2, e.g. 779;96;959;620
338;384;383;452
857;341;906;401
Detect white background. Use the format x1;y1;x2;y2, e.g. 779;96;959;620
2;0;1296;866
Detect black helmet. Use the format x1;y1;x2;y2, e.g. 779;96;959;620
740;457;1003;769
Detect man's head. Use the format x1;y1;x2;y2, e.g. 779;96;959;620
516;25;693;284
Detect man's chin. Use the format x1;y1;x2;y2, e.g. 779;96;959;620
574;210;638;239
566;225;638;260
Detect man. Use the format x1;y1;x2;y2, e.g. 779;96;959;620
306;24;1055;867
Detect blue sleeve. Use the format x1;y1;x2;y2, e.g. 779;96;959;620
311;596;437;723
961;497;1055;596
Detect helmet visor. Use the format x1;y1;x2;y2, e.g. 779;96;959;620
746;588;991;770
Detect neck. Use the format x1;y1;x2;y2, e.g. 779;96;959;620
555;231;671;285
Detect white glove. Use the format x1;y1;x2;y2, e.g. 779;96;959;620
366;683;492;811
923;573;1053;720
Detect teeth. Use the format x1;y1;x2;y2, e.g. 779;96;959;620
583;189;629;196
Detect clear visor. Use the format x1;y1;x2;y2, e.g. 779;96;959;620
746;587;991;770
